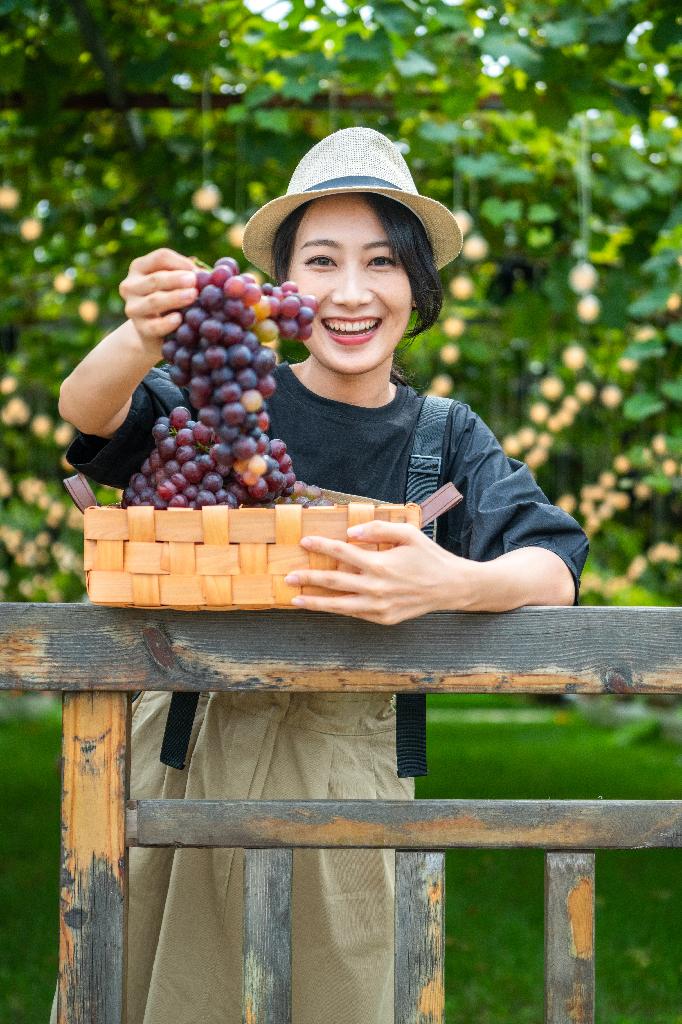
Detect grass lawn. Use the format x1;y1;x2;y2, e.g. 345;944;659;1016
0;693;680;1024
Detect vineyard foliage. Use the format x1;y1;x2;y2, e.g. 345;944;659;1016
0;0;680;604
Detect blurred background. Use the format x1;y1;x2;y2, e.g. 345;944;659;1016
0;0;681;605
0;1;680;1022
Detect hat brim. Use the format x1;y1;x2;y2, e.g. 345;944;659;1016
242;186;463;280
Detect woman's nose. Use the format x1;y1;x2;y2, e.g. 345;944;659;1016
330;268;374;307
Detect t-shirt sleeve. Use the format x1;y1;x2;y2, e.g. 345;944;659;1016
64;366;192;490
440;401;590;605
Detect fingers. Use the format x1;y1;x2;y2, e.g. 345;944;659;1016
285;568;377;594
134;311;186;340
346;521;422;545
123;285;198;320
129;247;197;276
298;535;375;572
288;593;391;622
125;269;199;299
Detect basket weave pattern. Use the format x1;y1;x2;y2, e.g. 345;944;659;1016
84;502;421;609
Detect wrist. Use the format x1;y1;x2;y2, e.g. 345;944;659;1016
432;547;481;613
124;319;163;366
446;554;483;612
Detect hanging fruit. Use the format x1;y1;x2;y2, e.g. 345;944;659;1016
192;183;222;211
461;233;488;261
569;261;598;294
562;344;587;371
449;274;475;301
576;294;600;323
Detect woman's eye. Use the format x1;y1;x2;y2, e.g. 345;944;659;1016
305;256;334;266
304;255;397;267
371;256;396;266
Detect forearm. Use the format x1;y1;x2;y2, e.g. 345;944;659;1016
58;319;159;437
457;546;577;612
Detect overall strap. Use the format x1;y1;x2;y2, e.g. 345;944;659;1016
160;692;200;769
396;395;454;779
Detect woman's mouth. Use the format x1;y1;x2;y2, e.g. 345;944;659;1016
322;318;382;346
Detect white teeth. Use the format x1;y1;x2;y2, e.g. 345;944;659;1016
324;319;379;334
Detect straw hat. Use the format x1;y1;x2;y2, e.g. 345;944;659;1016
242;126;463;279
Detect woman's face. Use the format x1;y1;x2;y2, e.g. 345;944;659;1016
286;194;413;379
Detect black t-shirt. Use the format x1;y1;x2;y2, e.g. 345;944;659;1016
66;361;589;602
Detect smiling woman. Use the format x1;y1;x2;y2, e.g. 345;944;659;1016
272;190;444;393
52;126;589;1024
275;193;416;404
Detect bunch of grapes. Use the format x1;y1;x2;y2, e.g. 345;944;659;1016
122;257;331;510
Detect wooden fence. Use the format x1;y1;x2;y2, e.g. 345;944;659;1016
1;603;681;1024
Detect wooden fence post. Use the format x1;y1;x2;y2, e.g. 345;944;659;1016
395;851;446;1024
58;692;130;1024
243;847;293;1024
544;851;595;1024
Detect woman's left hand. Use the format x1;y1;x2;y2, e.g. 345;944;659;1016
284;521;473;625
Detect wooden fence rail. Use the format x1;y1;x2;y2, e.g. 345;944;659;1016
1;603;681;1024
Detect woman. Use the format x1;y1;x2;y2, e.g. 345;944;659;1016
53;127;588;1024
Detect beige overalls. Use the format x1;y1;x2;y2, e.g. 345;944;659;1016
51;688;414;1024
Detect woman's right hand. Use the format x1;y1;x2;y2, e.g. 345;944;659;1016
119;247;200;351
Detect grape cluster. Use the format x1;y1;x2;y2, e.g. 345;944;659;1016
122;257;331;511
276;481;332;507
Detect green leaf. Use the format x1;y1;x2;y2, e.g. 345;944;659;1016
253;108;290;134
373;4;417;37
527;226;553;248
456;153;503;179
496;165;535;185
418;121;462;145
224;104;247;124
661;379;682;403
641;473;673;494
641;249;679;275
587;9;632;45
482;33;542;71
623;393;666;421
280;76;319;102
648;170;679;197
542;17;584;48
395;51;437;78
481;197;522;226
528;203;556;223
431;7;467;30
666;324;682;345
618;149;648;182
627;288;672;318
621;341;667;361
611;185;650;212
243;83;274;109
341;30;391;64
666;434;682;457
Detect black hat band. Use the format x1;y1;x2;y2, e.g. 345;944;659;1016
304;176;404;192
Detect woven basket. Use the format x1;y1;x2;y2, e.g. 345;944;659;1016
83;502;422;610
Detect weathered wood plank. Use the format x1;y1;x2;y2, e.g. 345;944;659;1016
395;851;445;1024
243;848;292;1024
545;852;595;1024
127;799;682;850
2;604;682;693
58;692;129;1024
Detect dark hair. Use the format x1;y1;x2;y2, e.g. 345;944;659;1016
272;192;443;387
